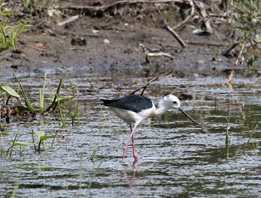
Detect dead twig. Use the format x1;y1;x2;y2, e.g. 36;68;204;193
146;52;174;59
58;15;79;26
130;76;159;96
130;71;172;96
222;42;238;57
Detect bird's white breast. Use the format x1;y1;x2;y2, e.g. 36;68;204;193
110;104;156;125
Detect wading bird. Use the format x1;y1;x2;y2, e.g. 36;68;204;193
101;94;198;163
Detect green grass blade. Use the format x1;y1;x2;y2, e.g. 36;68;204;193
10;183;20;198
45;78;63;112
40;73;47;111
13;141;32;147
13;73;34;111
40;135;56;141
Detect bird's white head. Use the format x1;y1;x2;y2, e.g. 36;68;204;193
156;95;181;116
162;94;181;109
156;94;199;125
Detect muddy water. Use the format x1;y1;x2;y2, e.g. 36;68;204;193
0;73;260;197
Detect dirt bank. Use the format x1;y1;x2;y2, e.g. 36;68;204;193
0;1;260;79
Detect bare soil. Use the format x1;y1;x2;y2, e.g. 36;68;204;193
0;1;259;79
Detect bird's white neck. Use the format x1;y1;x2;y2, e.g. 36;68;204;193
154;99;171;116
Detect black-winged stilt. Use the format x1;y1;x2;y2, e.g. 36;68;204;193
101;94;198;163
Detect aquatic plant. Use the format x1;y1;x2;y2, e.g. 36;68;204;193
32;130;56;152
5;132;33;156
1;74;78;128
0;129;56;157
10;183;20;198
225;117;230;159
247;124;258;144
39;73;47;111
15;74;75;112
77;146;101;197
0;85;20;98
13;73;34;111
225;117;230;145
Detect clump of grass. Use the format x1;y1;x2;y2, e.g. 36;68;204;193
1;74;79;127
23;0;51;16
0;3;30;53
230;0;260;46
227;0;261;83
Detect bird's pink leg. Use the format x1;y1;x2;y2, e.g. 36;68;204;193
132;133;138;163
122;125;132;160
122;124;138;161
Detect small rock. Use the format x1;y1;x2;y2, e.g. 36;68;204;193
196;60;205;65
92;29;99;34
104;39;110;44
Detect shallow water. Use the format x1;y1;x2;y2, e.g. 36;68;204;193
0;74;260;197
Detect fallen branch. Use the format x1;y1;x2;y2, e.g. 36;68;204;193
163;21;187;48
139;43;174;63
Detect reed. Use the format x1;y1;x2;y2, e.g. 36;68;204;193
225;117;230;159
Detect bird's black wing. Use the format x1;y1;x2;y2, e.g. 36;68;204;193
100;95;153;113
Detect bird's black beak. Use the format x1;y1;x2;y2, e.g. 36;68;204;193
177;107;199;125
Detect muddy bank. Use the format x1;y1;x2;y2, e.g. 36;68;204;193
0;1;260;79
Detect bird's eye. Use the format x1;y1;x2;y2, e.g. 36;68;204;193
173;101;177;104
